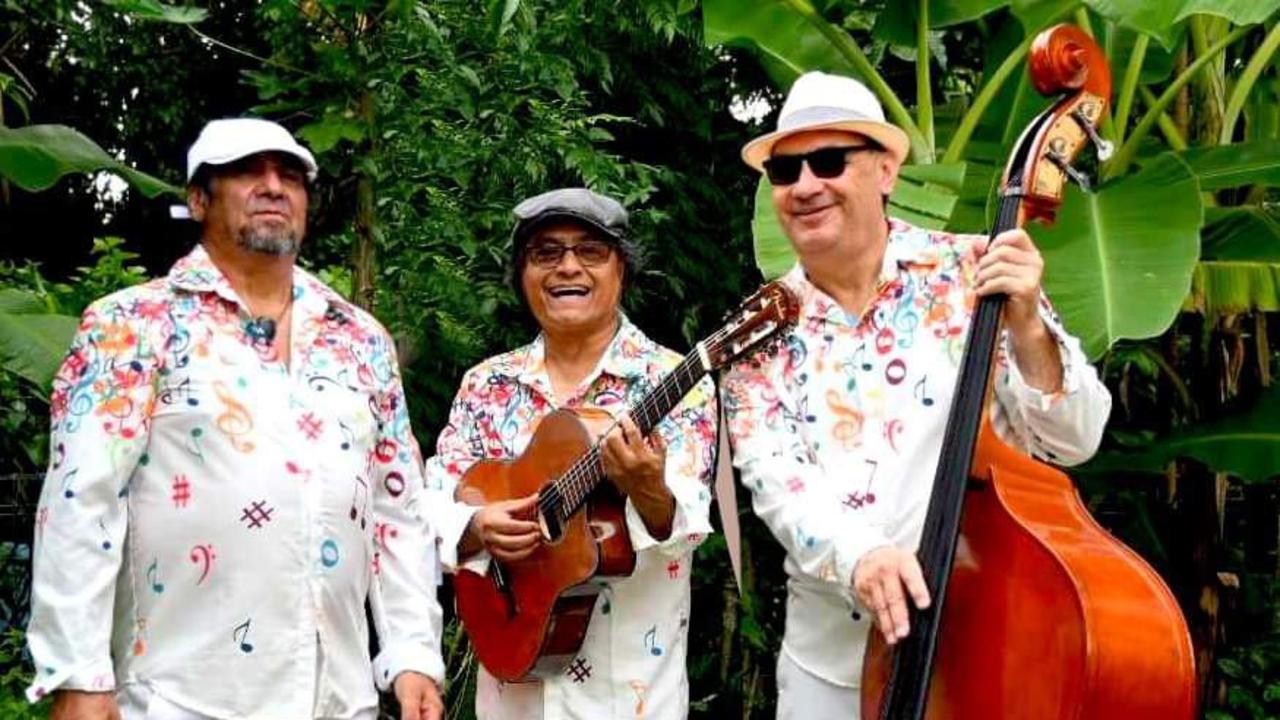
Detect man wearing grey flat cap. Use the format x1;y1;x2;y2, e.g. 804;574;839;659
720;72;1111;717
424;188;718;719
27;118;445;720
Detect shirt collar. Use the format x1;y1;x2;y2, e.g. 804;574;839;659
167;243;338;321
497;312;652;394
782;218;943;326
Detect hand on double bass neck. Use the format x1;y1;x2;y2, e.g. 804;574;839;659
853;546;932;645
601;414;675;541
973;227;1064;394
463;494;542;562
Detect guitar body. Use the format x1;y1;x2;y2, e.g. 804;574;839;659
454;409;635;681
861;426;1196;718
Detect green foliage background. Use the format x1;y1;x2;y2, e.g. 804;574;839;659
1;1;1279;719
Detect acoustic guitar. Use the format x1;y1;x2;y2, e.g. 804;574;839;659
454;281;798;681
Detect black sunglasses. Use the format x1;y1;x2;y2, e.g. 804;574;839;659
763;144;880;185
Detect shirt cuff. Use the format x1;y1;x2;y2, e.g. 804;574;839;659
26;658;115;702
833;527;892;596
1001;313;1079;413
433;500;481;572
624;495;713;556
373;640;446;690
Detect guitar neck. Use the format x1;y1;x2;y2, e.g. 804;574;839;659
543;351;708;523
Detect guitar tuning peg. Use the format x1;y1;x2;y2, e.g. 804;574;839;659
1071;106;1114;161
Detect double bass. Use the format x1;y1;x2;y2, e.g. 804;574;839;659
861;24;1197;719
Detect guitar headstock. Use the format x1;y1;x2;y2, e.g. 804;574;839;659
702;281;799;370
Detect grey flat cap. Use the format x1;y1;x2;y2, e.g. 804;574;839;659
512;187;628;244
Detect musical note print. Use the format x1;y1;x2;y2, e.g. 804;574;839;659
884;357;907;385
796;527;817;549
643;626;663;657
171;474;191;508
842;460;879;510
285;460;312;484
232;618;255;654
374;522;399;549
350;476;369;529
189;544;215;585
338;420;355;451
146;559;165;594
97;518;112;551
320;539;340;569
185;427;207;464
60;467;78;499
373;438;397;464
383;471;405;498
825;390;864;451
158;378;199;407
52;442;65;470
212;380;255;453
914;375;935;406
884;418;905;453
875;325;895;354
296;412;324;441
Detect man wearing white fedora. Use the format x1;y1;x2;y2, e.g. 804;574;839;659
720;71;1112;717
27;118;445;720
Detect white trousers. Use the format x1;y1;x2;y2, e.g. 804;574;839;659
775;650;860;720
116;683;377;720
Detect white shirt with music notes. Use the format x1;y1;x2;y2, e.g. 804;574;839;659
26;244;444;717
424;317;718;719
720;218;1112;688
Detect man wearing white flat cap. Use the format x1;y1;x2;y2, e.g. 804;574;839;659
720;72;1112;717
27;118;446;720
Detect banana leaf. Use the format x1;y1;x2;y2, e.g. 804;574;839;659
0;125;181;198
1082;0;1280;50
0;291;78;390
1033;152;1202;358
1084;385;1280;483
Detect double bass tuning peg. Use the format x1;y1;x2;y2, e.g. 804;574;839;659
1045;143;1094;192
1071;105;1114;161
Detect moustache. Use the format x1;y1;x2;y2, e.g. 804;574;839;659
246;198;292;216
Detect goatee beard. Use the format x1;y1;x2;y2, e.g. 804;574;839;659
239;227;300;256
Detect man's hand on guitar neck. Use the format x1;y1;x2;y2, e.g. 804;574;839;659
601;415;676;541
461;494;542;562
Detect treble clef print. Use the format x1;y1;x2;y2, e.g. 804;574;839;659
213;380;255;453
826;389;864;451
892;278;921;349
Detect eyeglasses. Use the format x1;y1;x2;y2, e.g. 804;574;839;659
525;240;615;268
763;145;879;186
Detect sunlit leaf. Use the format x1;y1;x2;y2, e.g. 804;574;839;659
1177;140;1280;191
703;0;856;87
103;0;208;24
1034;153;1201;358
0;125;180;198
1083;0;1280;49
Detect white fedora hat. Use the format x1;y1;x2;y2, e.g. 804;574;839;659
741;71;911;171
